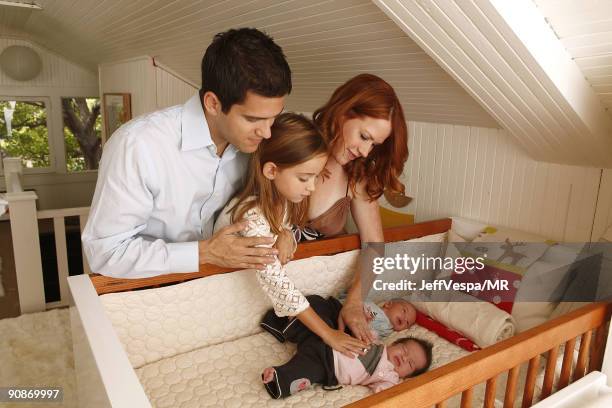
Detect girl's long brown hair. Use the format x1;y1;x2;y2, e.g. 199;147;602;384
230;113;328;234
313;73;408;201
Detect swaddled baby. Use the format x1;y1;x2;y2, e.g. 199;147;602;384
262;334;432;398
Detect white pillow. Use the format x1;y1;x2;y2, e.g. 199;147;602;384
451;217;486;241
511;302;557;332
550;302;590;320
448;229;467;243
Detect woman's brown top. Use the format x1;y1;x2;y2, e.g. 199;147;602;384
305;182;351;237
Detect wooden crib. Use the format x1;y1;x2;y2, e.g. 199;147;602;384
78;218;612;408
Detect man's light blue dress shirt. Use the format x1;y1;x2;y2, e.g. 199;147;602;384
82;94;248;278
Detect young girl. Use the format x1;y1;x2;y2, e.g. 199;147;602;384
213;112;367;357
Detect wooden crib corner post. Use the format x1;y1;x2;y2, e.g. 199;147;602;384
600;319;612;384
5;191;46;313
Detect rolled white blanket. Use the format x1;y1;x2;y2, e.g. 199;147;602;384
411;292;516;347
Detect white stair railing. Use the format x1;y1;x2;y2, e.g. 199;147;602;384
37;206;91;309
6;189;91;313
6;191;46;313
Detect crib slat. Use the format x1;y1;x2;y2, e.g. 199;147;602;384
558;337;576;389
589;325;606;373
522;354;541;408
504;365;520;408
573;330;592;381
79;214;91;274
53;217;70;307
460;387;473;408
541;346;559;399
484;376;497;408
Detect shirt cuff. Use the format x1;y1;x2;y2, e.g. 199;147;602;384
168;241;199;273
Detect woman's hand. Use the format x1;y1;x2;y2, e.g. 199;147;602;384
322;328;367;358
338;300;376;345
296;307;365;358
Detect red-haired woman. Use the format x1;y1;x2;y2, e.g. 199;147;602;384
296;73;409;345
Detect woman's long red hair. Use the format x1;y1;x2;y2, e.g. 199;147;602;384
313;73;408;200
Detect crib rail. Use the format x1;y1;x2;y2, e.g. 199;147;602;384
90;218;453;295
346;302;612;408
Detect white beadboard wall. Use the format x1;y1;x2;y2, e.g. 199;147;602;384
593;169;612;241
0;37;97;90
397;121;602;242
155;64;197;109
98;56;197;140
98;56;157;124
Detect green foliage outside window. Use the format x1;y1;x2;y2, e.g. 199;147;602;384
63;98;102;172
0;100;50;168
0;98;102;172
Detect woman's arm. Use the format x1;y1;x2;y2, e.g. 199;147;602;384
339;180;385;344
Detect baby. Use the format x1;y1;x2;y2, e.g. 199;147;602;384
262;335;432;398
261;294;417;343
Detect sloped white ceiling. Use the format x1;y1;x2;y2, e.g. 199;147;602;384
533;0;612;118
0;0;498;127
374;0;612;168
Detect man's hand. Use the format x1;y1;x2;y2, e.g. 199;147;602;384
275;228;297;265
198;221;278;269
338;300;376;345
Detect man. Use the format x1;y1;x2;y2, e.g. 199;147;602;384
82;28;294;278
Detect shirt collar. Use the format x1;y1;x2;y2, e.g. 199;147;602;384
180;94;214;151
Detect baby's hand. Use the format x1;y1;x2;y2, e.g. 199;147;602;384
262;367;275;383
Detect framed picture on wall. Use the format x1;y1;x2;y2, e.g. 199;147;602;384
103;93;131;140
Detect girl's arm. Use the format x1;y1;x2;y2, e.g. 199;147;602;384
339;180;385;344
242;207;366;356
241;207;309;317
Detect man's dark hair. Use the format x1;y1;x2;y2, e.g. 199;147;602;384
201;28;292;113
393;336;434;378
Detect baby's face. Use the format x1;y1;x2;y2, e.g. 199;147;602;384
382;301;416;331
386;340;427;378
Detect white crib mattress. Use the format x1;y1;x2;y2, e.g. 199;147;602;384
135;325;471;408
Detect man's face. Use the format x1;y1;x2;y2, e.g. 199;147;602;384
216;91;285;153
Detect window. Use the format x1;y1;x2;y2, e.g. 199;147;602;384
0;98;51;171
62;97;102;172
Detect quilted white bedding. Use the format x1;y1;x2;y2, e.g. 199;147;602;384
134;323;555;408
134;325;469;408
